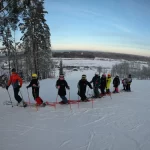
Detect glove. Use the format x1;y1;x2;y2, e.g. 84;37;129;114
6;86;9;90
32;84;37;87
26;86;29;89
18;85;21;88
57;86;60;89
67;86;70;90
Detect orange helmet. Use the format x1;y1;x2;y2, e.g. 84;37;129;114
108;73;111;77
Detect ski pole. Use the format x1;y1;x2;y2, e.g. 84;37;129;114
69;90;72;110
7;90;13;107
78;95;80;109
56;93;58;104
20;90;24;100
27;88;31;105
109;92;112;99
87;86;89;96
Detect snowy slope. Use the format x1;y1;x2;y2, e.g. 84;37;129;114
1;71;150;150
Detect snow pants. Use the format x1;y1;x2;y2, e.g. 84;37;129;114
14;87;22;103
60;96;68;104
100;87;105;95
32;88;39;99
126;84;131;91
94;87;100;97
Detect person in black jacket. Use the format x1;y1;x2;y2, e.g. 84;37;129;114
90;72;101;98
126;74;132;91
78;74;93;101
100;74;106;96
113;74;120;93
26;74;40;99
26;74;46;106
56;74;70;104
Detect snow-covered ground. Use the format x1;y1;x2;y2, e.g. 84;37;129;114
1;69;150;150
53;57;148;68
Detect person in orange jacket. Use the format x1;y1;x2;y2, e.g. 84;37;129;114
6;68;27;107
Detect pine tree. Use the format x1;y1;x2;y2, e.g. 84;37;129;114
19;0;52;79
59;59;63;75
0;0;53;80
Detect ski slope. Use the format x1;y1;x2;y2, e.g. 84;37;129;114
1;70;150;150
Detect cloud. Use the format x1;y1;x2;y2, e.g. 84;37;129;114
112;23;131;33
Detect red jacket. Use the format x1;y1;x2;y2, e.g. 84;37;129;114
8;73;22;88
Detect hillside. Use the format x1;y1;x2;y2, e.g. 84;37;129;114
52;50;150;62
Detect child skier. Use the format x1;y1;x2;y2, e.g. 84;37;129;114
90;72;101;98
106;74;111;94
6;68;27;107
126;74;132;91
26;74;46;106
100;74;106;96
78;74;93;101
122;78;127;90
56;74;70;104
113;74;120;93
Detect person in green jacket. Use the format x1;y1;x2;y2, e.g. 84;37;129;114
106;73;112;94
90;72;101;98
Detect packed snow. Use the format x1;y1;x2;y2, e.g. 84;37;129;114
1;68;150;150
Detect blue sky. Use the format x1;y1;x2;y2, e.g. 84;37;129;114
43;0;150;56
1;0;150;56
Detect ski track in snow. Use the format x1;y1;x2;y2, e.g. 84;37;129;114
1;74;150;150
59;139;71;148
86;131;95;150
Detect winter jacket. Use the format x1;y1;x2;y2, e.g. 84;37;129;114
126;77;132;84
78;79;92;95
90;75;101;88
100;76;106;88
122;78;127;86
113;77;120;87
106;77;111;89
56;79;69;96
27;79;40;89
7;73;22;89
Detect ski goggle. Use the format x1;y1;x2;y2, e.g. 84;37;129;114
59;76;64;79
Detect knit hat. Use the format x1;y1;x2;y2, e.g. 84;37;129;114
82;74;86;79
59;74;64;78
11;68;16;72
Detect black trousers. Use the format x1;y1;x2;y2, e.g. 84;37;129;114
100;87;105;94
32;88;39;99
78;91;87;101
14;87;22;103
126;84;131;91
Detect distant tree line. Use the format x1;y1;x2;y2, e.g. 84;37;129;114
111;62;150;79
52;51;150;62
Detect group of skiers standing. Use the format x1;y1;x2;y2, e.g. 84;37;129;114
5;68;132;107
56;72;132;104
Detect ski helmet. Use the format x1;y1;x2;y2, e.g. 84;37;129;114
32;74;37;78
59;74;64;80
95;72;99;75
82;74;86;79
102;74;106;77
116;74;119;77
11;68;16;72
107;73;111;77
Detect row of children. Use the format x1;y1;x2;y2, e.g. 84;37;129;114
56;73;132;104
5;68;132;106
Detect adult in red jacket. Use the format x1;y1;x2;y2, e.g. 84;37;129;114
6;68;27;107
